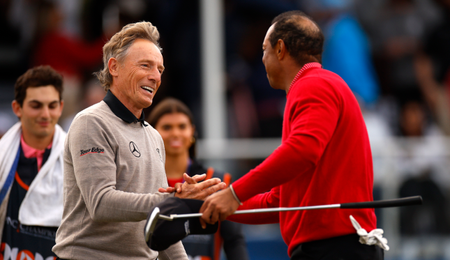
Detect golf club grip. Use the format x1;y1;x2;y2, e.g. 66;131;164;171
340;196;422;209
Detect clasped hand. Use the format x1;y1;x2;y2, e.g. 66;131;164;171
158;173;226;200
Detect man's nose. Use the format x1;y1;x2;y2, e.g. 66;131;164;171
41;106;50;118
148;68;162;82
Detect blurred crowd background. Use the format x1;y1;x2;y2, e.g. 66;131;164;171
1;0;450;259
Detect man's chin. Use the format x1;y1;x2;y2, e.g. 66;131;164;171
143;100;154;108
35;127;55;138
36;131;52;138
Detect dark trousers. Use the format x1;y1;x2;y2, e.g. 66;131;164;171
291;234;384;260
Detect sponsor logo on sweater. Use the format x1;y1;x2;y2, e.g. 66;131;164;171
129;141;141;158
80;147;104;156
156;148;163;162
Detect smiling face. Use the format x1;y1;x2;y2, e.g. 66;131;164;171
109;38;164;117
12;85;63;145
155;112;194;158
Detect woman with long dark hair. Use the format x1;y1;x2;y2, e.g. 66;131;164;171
148;98;249;260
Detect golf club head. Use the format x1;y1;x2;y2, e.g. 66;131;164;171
144;197;218;251
144;206;160;242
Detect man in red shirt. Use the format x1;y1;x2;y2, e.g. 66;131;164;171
200;10;384;259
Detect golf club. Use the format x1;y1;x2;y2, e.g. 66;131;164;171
145;195;422;242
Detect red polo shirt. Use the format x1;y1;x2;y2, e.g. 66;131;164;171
229;63;377;256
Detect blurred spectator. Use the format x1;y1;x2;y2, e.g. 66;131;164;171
363;0;439;102
0;112;16;139
226;17;281;137
32;0;105;122
395;98;450;235
61;78;106;131
414;0;450;135
0;0;28;82
226;6;293;138
301;0;380;108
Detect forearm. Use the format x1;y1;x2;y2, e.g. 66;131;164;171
86;188;172;222
232;142;316;202
226;192;279;224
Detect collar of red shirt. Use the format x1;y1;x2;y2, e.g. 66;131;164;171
288;62;322;93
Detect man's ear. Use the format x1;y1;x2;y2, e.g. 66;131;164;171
11;100;22;119
59;100;65;115
108;57;119;77
276;39;286;60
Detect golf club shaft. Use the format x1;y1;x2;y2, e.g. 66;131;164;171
162;196;422;220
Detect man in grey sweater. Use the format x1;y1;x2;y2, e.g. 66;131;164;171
53;21;225;260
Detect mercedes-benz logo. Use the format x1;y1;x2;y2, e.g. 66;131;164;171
129;141;141;158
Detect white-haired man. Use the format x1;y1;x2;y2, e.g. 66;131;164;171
53;21;225;260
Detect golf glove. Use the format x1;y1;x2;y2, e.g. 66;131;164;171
349;215;389;251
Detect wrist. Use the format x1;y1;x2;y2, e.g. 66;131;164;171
229;184;243;205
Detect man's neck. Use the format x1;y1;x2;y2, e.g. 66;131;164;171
110;89;143;119
21;130;53;151
285;61;321;94
165;153;190;179
281;58;303;94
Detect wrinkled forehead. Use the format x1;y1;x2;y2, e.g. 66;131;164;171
121;38;163;63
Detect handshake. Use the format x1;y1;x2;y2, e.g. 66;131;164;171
158;173;226;201
158;172;242;229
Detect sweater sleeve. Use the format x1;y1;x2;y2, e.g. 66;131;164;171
158;241;188;260
227;186;280;224
232;77;341;202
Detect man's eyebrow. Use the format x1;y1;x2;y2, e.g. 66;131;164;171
28;100;60;105
28;100;43;105
139;59;165;71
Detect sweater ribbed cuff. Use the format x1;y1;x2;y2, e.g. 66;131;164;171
229;184;243;205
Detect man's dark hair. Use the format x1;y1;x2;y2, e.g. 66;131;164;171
14;65;63;106
270;10;324;65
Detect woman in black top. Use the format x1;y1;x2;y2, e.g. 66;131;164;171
148;98;249;260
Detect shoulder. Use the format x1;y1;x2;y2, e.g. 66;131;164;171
292;68;345;96
70;102;120;128
67;102;120;141
144;123;164;145
70;102;105;126
144;122;161;136
287;68;347;111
